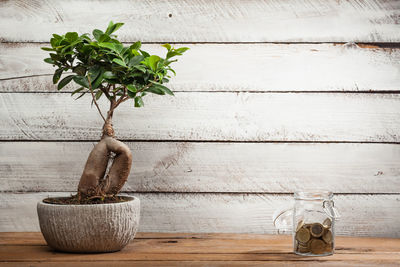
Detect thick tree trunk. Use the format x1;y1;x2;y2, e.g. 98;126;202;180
77;110;133;200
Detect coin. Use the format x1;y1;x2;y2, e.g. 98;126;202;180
296;242;310;253
324;242;333;253
295;227;311;243
322;229;332;243
310;238;326;254
323;218;332;229
296;220;305;232
310;223;324;238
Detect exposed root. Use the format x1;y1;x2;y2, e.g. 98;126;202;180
77;135;132;200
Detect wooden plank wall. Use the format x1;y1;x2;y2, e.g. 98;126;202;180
0;0;399;236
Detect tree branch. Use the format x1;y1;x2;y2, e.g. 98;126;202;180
87;76;106;123
100;85;111;100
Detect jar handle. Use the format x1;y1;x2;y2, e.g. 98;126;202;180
272;205;293;234
323;200;340;220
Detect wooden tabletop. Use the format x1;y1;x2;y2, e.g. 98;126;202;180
0;232;399;266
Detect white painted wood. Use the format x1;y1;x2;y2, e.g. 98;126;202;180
0;192;399;237
1;92;400;142
2;43;400;92
1;0;399;42
1;142;399;193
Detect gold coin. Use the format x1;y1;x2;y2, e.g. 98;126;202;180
295;227;311;243
296;220;305;232
323;218;332;229
322;230;332;243
297;242;310;253
310;239;326;254
324;242;333;253
310;223;324;238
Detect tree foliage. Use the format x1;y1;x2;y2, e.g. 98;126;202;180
42;21;188;107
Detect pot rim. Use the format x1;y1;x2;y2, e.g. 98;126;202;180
38;195;139;207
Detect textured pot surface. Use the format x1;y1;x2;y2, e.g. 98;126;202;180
37;196;140;253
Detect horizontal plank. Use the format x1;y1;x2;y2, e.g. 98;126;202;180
0;234;400;265
2;43;400;92
1;249;400;263
1;92;400;142
1;262;396;267
1;0;399;42
2;232;400;249
1;142;399;193
0;192;399;237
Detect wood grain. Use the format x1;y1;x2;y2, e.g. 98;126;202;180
0;233;399;265
1;262;396;267
2;43;400;93
1;142;399;193
1;92;400;142
1;0;399;42
0;192;399;237
2;232;400;251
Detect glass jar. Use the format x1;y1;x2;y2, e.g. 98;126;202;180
273;191;340;256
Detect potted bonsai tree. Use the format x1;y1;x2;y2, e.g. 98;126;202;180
37;21;188;253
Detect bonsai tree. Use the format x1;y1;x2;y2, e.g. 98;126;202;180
42;21;188;203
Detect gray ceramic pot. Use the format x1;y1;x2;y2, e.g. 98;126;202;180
37;196;140;253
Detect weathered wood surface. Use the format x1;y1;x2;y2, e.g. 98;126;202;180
1;93;400;142
1;0;400;42
2;43;400;92
0;233;399;266
1;142;399;193
0;192;399;236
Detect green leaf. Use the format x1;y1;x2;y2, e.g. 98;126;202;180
134;65;146;73
95;90;103;100
91;70;105;89
105;21;124;35
65;32;78;42
166;51;180;58
148;55;161;71
41;47;55;51
112;58;127;67
92;29;104;41
130;41;141;50
134;96;144;107
103;71;116;79
112;23;124;33
50;37;59;48
98;42;115;51
155;83;174;95
75;92;86;100
105;21;114;35
175;47;190;53
98;33;111;43
73;65;86;76
52;34;62;39
127;85;137;93
114;43;124;53
147;83;174;95
73;76;89;88
44;58;55;64
161;43;171;50
57;75;75;90
71;87;84;96
127;90;136;98
128;55;144;67
88;66;101;81
140;50;150;57
146;85;165;95
53;69;63;84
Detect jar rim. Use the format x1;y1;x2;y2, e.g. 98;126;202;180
294;191;333;200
